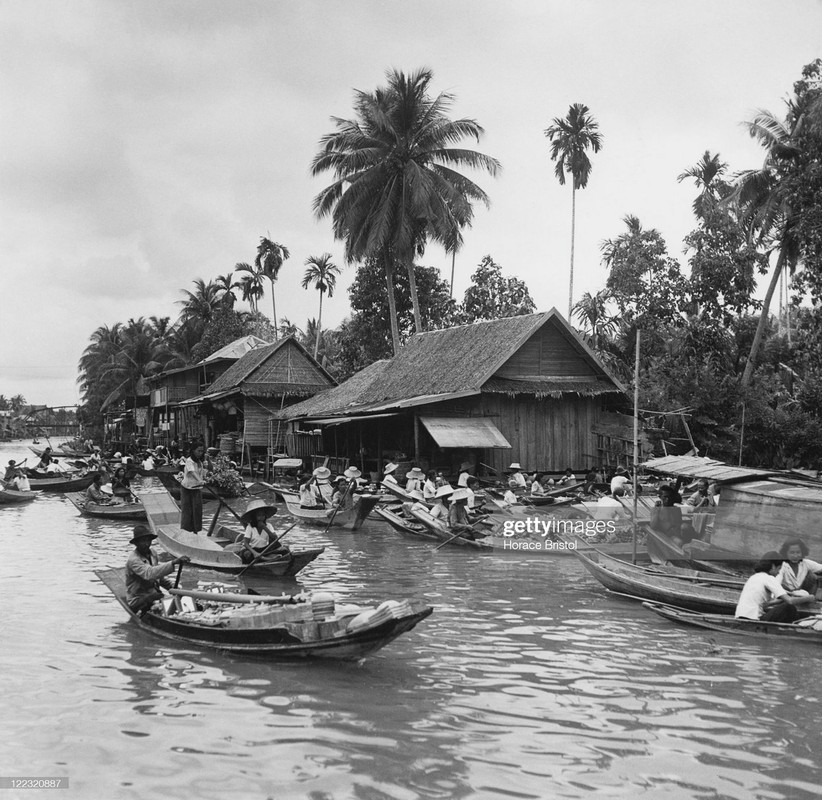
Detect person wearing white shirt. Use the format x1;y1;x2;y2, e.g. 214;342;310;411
405;467;425;494
610;473;630;496
142;454;155;472
382;462;399;486
508;462;526;488
423;470;437;500
502;479;519;506
457;461;473;488
735;551;812;622
594;487;626;520
778;539;822;594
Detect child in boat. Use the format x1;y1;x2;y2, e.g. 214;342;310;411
735;551;814;622
226;499;288;563
332;477;355;510
778;539;822;595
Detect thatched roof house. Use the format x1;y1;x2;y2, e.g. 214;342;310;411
279;310;630;477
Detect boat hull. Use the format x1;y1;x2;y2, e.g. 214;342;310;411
0;488;36;505
28;473;98;492
643;601;822;646
65;492;147;520
575;548;740;614
95;567;432;659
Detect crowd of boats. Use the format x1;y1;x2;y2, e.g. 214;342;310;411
5;439;822;655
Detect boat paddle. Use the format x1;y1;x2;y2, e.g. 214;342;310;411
236;521;299;578
434;526;483;551
324;480;354;533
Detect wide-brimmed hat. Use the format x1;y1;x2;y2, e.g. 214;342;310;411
344;466;362;479
240;498;277;526
451;488;470;502
459;461;473;472
336;476;348;484
130;524;156;545
508;462;523;471
435;485;454;499
383;462;398;475
409;489;425;501
113;452;122;458
7;459;15;466
313;466;332;481
406;467;424;480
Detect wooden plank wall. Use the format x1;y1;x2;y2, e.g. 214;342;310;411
243;399;281;446
494;320;598;379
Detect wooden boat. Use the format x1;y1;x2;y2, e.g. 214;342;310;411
65;492;147;520
0;487;36;505
645;527;754;573
406;506;495;550
374;505;442;541
281;494;380;529
28;472;99;492
574;547;741;614
642;601;822;647
141;492;323;577
95;567;432;659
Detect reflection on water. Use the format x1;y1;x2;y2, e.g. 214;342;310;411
1;440;821;799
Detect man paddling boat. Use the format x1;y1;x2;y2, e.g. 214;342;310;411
125;525;189;614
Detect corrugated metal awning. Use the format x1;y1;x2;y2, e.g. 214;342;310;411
643;455;778;484
301;413;400;426
420;417;511;449
175;389;238;408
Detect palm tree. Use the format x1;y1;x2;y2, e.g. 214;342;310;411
544;104;603;318
312;68;500;352
677;151;728;219
255;238;290;336
214;273;241;308
572;290;618;350
177;279;222;327
235;262;265;313
730;109;802;388
301;253;341;359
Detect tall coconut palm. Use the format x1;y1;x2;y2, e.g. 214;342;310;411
544;104;603;318
255;238;290;336
235;262;265;313
730;109;802;388
311;68;500;352
301;253;341;359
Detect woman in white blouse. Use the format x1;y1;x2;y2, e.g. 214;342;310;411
180;442;208;533
778;538;822;594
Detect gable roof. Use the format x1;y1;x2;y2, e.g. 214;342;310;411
203;334;269;363
281;310;625;421
204;335;336;398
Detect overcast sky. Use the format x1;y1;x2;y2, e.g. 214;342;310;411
1;0;820;406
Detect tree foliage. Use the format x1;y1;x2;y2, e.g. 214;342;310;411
460;256;536;322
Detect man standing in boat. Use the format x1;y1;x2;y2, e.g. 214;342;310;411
125;525;189;614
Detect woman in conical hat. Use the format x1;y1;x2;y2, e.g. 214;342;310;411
383;462;399;486
430;483;453;520
508;462;527;488
405;466;425;493
226;498;287;562
312;466;334;504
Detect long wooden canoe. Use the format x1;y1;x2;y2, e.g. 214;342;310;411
643;601;822;646
374;505;443;541
65;492;147;520
281;494;380;529
575;547;740;614
96;567;432;659
0;487;37;505
141;491;323;577
28;472;99;492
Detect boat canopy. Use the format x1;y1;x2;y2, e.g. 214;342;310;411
642;455;778;485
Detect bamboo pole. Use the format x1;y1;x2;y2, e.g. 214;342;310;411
632;329;640;565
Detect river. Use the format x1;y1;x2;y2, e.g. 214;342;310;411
1;440;820;800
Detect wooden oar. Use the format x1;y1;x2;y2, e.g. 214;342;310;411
173;561;184;588
236;521;299;578
324;480;354;533
434;526;481;551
